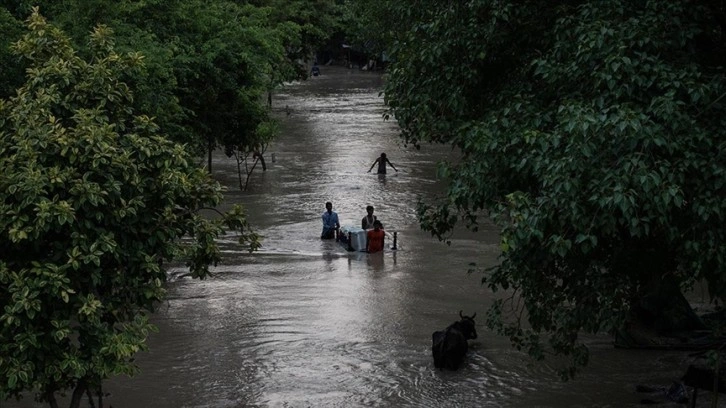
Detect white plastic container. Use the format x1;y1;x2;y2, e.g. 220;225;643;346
339;225;367;252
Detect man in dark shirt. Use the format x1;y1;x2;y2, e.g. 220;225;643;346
362;205;377;229
368;152;398;174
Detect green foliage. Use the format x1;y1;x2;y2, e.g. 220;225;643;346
0;7;25;98
342;0;398;57
18;0;278;154
376;0;726;378
259;0;344;69
0;9;260;405
2;0;341;163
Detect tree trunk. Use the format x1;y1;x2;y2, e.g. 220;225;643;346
633;277;706;333
243;158;260;191
253;151;266;171
207;136;213;173
234;151;245;191
68;380;86;408
615;276;708;349
86;388;97;408
46;391;59;408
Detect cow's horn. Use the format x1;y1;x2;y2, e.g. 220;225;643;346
459;310;464;319
471;312;476;319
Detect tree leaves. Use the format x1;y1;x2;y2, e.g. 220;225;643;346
0;9;260;404
375;0;726;378
1;0;340;168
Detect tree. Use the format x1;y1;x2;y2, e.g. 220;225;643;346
0;9;260;407
340;0;392;64
371;0;726;378
3;1;346;183
110;0;339;172
226;119;278;191
155;1;274;170
258;0;345;71
0;0;191;150
2;1;287;169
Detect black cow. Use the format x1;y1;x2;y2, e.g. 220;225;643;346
431;311;477;370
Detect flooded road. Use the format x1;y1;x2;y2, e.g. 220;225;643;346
8;67;714;408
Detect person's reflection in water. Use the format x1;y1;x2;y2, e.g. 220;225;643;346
366;251;384;272
347;251;366;269
322;251;339;272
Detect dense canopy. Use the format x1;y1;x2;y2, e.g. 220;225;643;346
363;0;726;376
0;2;346;405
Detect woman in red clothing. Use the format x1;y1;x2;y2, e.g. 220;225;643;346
366;220;385;253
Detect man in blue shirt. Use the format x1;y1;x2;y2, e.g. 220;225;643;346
321;201;340;239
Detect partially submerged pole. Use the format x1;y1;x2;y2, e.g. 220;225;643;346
392;231;398;250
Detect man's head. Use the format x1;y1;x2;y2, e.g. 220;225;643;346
325;202;333;212
373;220;383;230
366;205;374;214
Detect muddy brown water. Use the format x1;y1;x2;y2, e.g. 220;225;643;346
8;66;720;408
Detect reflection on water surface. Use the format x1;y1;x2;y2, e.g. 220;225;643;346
8;67;713;408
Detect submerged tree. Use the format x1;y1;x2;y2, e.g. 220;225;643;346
372;0;726;377
0;9;260;407
226;119;278;191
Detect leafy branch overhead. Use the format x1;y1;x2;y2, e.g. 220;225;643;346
371;0;726;378
0;0;343;176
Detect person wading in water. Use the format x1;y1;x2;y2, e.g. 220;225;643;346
362;205;377;230
321;201;340;239
366;220;385;253
368;153;398;174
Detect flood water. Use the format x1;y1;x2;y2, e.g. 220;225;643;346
8;67;720;408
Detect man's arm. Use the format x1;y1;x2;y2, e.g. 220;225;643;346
386;158;398;172
368;159;378;172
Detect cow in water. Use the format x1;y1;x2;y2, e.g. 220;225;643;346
431;311;477;370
